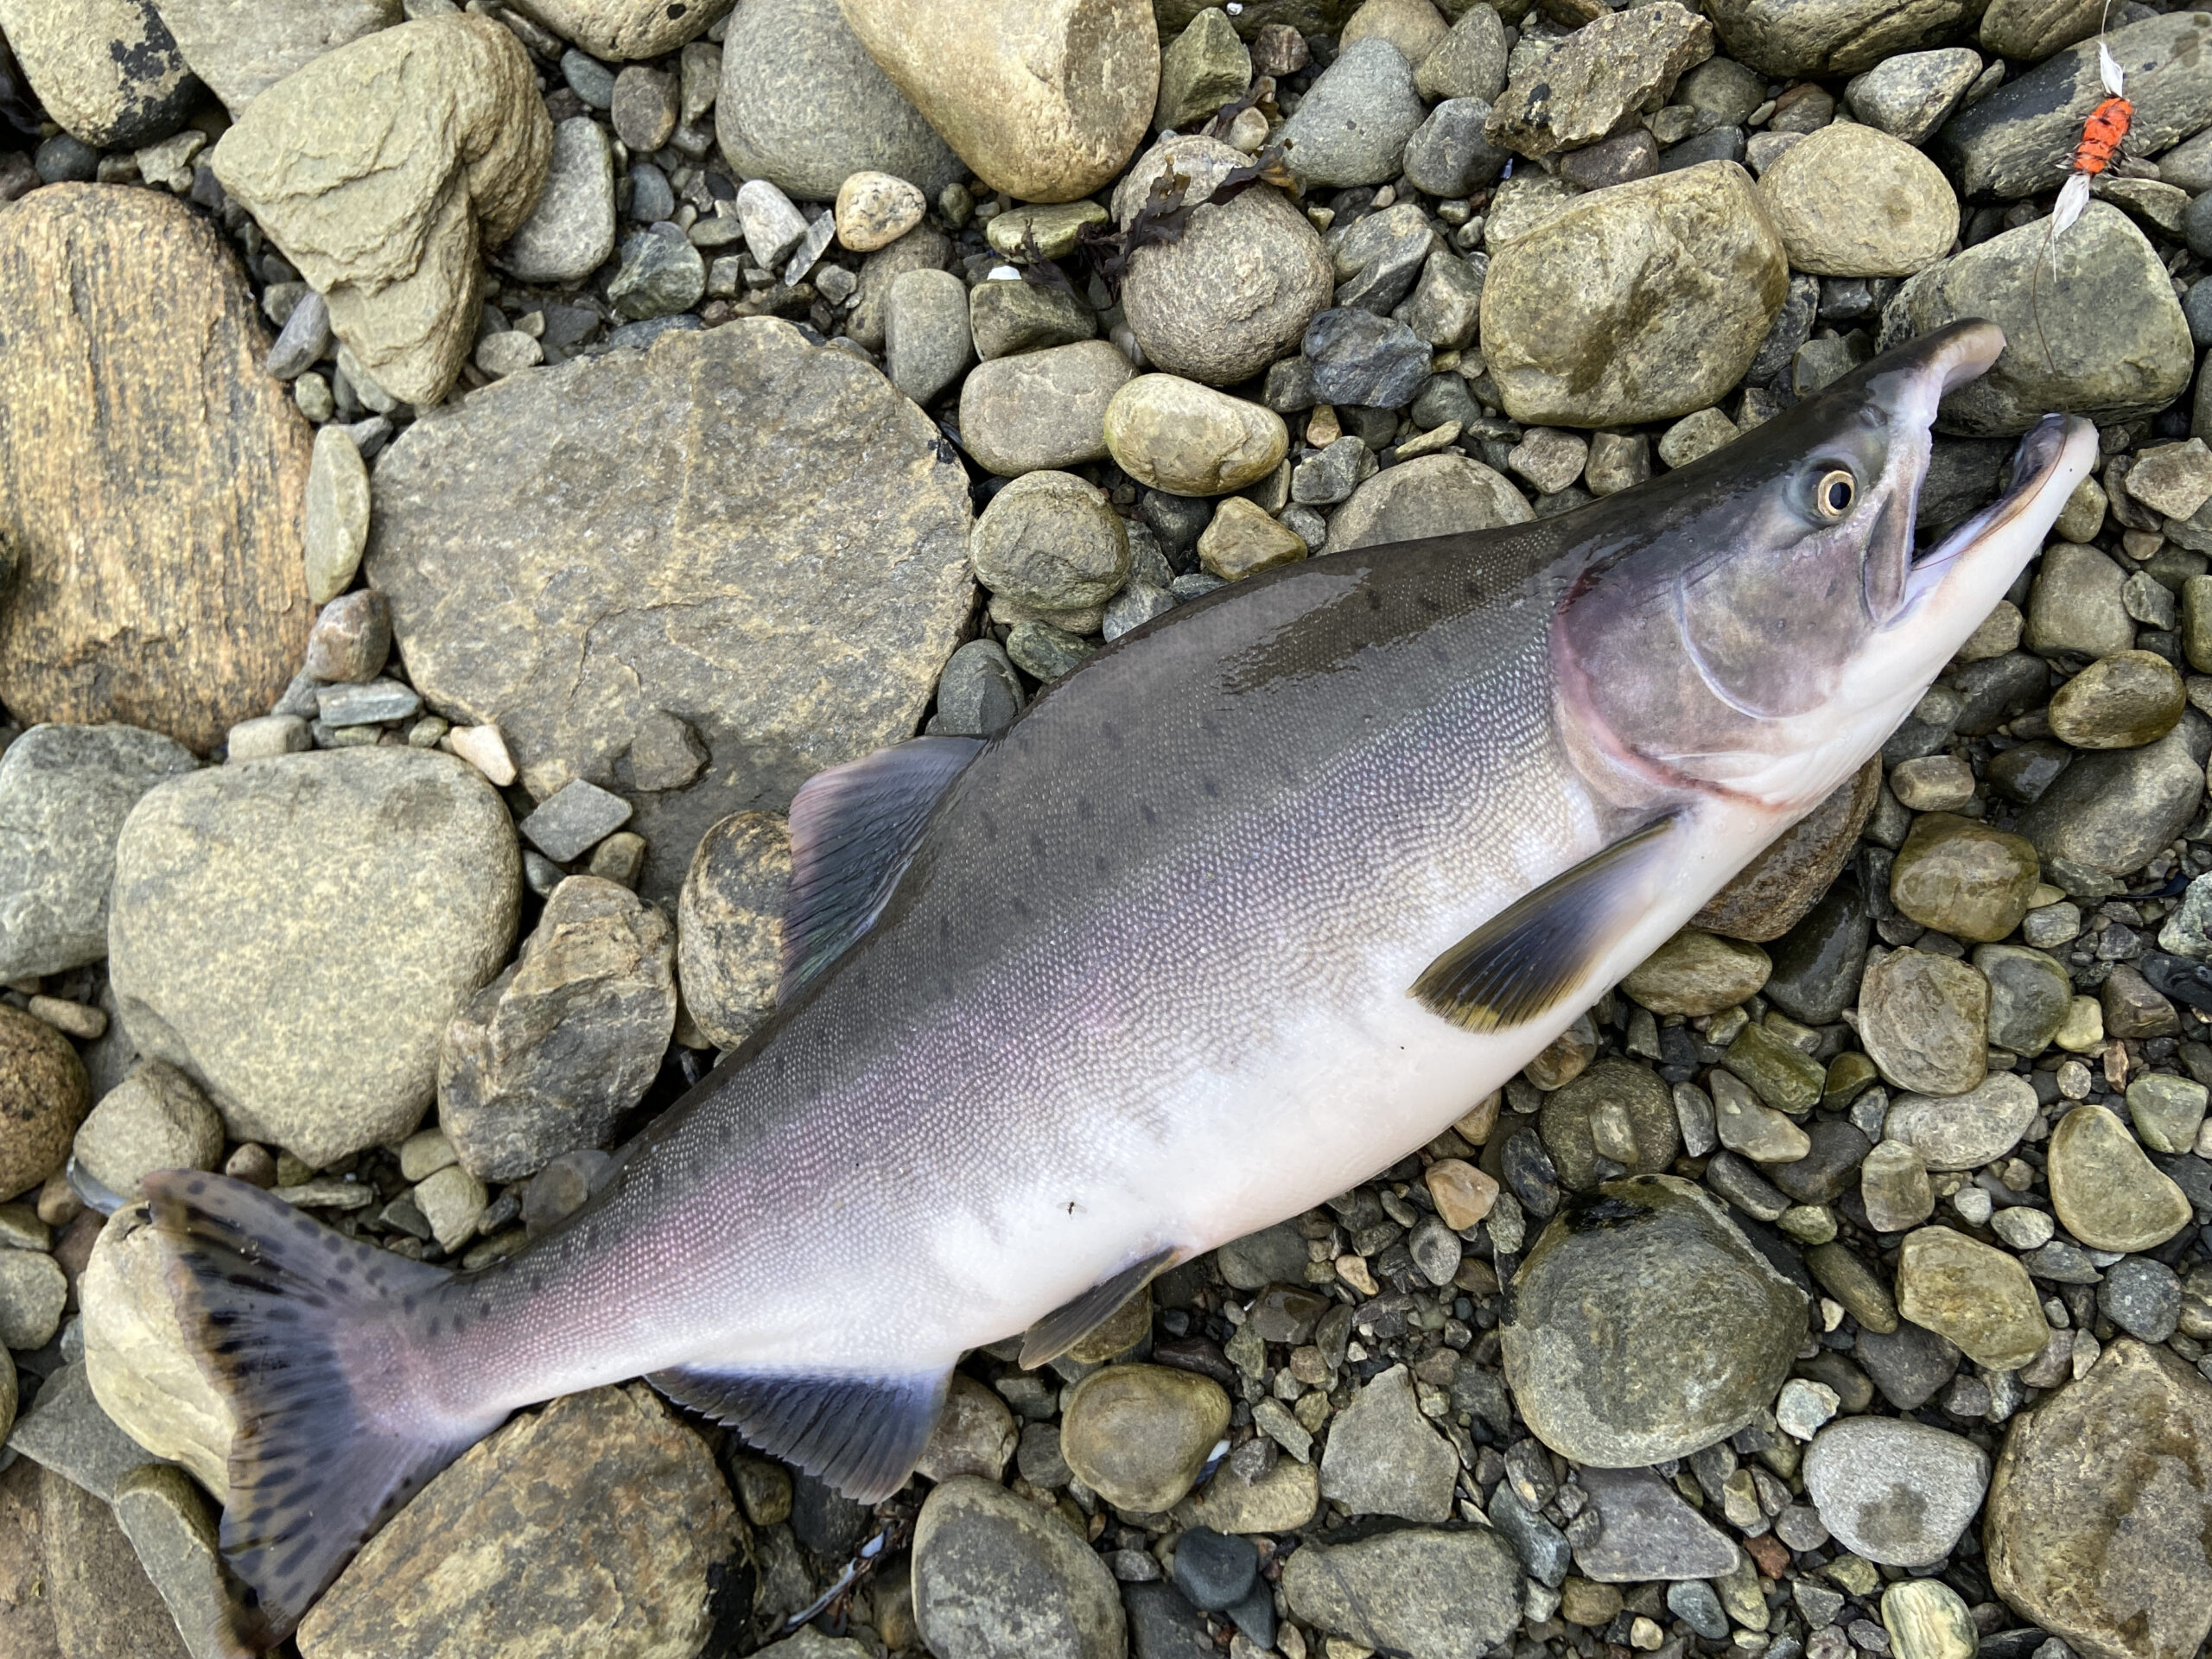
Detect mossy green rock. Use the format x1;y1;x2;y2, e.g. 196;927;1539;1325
1622;926;1770;1015
2047;650;2186;749
1503;1174;1808;1464
2048;1103;2193;1252
1888;812;2040;943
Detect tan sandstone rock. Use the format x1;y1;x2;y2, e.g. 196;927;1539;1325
836;0;1160;201
210;15;551;408
80;1202;238;1500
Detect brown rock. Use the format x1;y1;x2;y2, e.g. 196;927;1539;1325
35;1460;193;1659
0;1004;90;1202
0;185;312;753
1113;136;1334;387
155;0;400;115
1694;757;1879;940
1705;0;1986;74
677;810;791;1051
299;1384;740;1659
365;319;976;903
1986;1341;2212;1659
2048;650;2186;749
1887;812;2041;944
836;0;1160;202
210;16;552;408
0;0;197;148
0;1456;60;1659
912;1371;1017;1483
1622;928;1771;1015
1980;0;2102;59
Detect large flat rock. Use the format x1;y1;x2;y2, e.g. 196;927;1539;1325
365;317;976;900
0;185;313;753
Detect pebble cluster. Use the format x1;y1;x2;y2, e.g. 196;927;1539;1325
0;0;2210;1657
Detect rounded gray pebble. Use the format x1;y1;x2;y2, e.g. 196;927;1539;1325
2099;1254;2183;1342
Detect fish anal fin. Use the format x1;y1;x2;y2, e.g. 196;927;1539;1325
1413;815;1681;1033
1019;1246;1179;1370
779;736;987;1001
645;1366;950;1503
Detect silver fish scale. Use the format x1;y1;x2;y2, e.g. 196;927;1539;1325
435;528;1621;1400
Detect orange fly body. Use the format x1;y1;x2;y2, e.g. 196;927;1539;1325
2048;39;2130;247
2070;92;2133;177
2032;34;2128;369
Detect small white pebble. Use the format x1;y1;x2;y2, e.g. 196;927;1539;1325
1777;1377;1840;1440
445;723;517;786
1949;1185;1993;1226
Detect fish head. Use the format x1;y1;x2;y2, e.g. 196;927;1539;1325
1554;320;2098;815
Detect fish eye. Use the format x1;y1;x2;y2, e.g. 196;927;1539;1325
1814;469;1857;519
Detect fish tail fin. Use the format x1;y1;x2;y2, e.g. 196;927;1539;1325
145;1171;489;1652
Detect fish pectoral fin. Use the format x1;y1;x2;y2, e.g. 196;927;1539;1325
1018;1245;1181;1370
780;734;988;1000
1412;812;1683;1033
645;1364;950;1503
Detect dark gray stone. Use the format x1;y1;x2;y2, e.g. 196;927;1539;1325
607;229;706;321
1770;1118;1872;1205
1854;1320;1961;1411
2100;1255;2183;1342
2018;712;2212;880
1402;98;1512;198
1331;203;1439;314
1487;1479;1573;1586
439;875;676;1182
1573;1465;1738;1582
935;639;1025;736
1304;308;1433;408
1124;1581;1212;1659
1763;881;1869;1026
1172;1528;1256;1612
520;779;634;864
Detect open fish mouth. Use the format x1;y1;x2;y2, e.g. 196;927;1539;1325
1904;410;2091;610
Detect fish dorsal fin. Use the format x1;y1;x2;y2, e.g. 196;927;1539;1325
645;1365;950;1503
780;735;987;1000
1019;1246;1180;1369
1413;814;1682;1033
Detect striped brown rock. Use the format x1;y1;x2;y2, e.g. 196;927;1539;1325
0;184;311;753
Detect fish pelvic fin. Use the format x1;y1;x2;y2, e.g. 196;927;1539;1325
1019;1246;1179;1369
144;1171;483;1652
647;1364;950;1503
1412;813;1683;1033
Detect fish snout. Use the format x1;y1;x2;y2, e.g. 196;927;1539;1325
1924;318;2006;395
